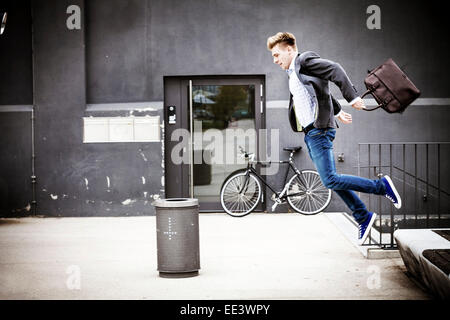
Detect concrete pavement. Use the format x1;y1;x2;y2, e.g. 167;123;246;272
0;213;431;299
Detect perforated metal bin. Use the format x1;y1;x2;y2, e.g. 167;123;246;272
152;198;200;278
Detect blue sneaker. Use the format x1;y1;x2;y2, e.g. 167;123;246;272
381;175;402;209
358;212;377;245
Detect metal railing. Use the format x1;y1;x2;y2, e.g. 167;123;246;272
357;142;450;249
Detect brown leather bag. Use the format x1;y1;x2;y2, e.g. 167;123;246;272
362;58;420;113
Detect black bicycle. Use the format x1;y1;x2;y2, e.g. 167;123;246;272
220;146;332;217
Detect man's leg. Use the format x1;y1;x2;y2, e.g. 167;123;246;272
334;190;369;224
305;128;386;195
304;127;385;223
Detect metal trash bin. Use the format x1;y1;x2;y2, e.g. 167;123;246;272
152;198;200;278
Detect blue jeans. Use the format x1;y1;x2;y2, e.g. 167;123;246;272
304;127;386;224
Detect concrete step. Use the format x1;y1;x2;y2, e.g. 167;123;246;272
324;212;400;259
394;228;450;299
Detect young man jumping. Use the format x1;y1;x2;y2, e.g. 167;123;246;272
267;32;401;245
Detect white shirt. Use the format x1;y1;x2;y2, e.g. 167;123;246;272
287;56;316;128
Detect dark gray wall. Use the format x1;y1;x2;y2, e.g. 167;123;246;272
86;0;149;103
1;0;449;217
85;0;449;102
31;0;163;217
32;0;88;216
0;0;32;216
0;0;33;105
81;108;164;217
0;113;32;216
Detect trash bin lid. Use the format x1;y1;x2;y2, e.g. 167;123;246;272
152;198;198;208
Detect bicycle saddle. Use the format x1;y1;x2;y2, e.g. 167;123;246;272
283;146;302;152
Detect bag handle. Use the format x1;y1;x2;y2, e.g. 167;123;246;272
360;87;384;112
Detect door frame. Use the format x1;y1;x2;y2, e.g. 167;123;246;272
164;75;266;212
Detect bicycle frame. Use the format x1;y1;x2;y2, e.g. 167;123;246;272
240;151;309;201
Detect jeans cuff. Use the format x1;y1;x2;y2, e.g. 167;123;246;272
378;178;387;195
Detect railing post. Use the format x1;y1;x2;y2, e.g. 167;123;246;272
438;144;441;227
426;144;429;228
357;144;362;200
415;144;418;228
403;144;406;224
368;144;371;218
379;143;382;246
390;144;394;248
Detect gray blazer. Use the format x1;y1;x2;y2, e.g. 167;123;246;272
288;51;359;131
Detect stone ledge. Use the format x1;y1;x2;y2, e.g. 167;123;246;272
394;229;450;299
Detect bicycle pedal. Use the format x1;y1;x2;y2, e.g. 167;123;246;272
271;194;286;204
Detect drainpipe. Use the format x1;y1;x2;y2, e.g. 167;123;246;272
31;107;36;215
30;6;37;215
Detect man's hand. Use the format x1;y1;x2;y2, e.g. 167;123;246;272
337;110;352;124
351;98;366;110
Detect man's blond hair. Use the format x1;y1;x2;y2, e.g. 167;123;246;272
267;32;297;50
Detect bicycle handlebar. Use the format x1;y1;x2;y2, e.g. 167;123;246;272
238;146;255;162
239;152;255;162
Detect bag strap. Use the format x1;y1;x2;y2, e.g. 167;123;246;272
360;88;384;112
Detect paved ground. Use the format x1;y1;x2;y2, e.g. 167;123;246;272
0;212;432;300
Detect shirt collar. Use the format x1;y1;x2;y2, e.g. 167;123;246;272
286;52;299;76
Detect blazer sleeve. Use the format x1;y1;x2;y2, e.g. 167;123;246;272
299;51;359;103
331;95;342;115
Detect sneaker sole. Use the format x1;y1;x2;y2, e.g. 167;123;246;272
384;175;402;209
358;212;377;245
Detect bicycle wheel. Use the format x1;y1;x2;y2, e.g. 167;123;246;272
286;170;331;215
220;171;262;217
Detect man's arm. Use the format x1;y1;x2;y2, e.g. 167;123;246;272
300;51;360;104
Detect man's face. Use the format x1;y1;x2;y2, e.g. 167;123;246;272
271;44;295;70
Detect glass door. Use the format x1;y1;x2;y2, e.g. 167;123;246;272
186;78;264;212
